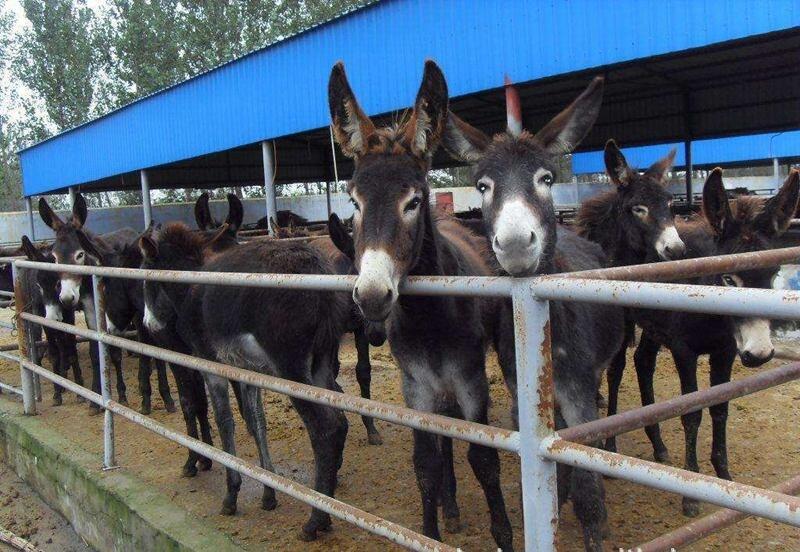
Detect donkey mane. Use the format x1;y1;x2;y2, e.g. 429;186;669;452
156;222;210;262
575;189;619;256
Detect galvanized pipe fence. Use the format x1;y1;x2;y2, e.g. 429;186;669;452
2;245;800;551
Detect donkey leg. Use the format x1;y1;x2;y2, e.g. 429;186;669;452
239;385;277;511
192;370;214;471
354;328;381;445
456;371;513;551
45;331;63;405
709;347;735;481
205;374;241;515
603;342;626;453
634;334;670;462
672;348;702;517
493;299;518;429
439;436;461;533
109;346;128;404
171;365;204;477
138;353;153;414
155;358;176;412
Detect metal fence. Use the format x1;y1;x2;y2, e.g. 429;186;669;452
2;246;800;551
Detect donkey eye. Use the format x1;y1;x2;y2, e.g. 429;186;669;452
722;274;740;287
350;198;361;212
540;173;554;186
404;197;422;212
75;251;85;261
476;177;493;195
632;205;649;217
477;182;488;194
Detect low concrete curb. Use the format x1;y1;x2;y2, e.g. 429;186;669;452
0;397;242;552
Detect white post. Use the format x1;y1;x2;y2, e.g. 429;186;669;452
774;158;780;185
68;187;77;208
262;141;278;235
512;280;558;551
12;263;36;415
25;197;35;241
92;275;115;469
140;170;152;229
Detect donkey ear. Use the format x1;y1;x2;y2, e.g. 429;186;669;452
442;111;490;163
195;192;213;230
702;168;732;237
534;76;604;155
328;62;377;158
403;60;449;158
139;235;159;261
20;235;46;262
328;213;355;261
70;193;87;228
754;169;800;238
225;194;243;234
604;139;634;187
645;148;677;183
38;197;64;230
76;230;106;266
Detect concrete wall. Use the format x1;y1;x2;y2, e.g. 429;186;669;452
0;176;782;245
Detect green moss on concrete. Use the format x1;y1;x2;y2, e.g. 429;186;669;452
0;398;242;552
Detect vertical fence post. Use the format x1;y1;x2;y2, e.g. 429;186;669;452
512;280;557;551
262;141;278;236
25;197;36;241
140;169;153;229
92;275;115;469
12;263;36;415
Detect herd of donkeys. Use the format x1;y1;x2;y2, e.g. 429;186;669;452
8;60;799;550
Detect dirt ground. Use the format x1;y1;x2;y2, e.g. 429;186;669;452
0;462;92;552
0;323;799;551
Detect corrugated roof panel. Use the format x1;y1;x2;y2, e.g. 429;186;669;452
18;0;800;196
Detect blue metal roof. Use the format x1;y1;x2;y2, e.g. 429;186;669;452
572;130;800;174
18;0;800;196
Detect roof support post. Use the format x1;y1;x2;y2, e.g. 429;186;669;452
774;157;780;185
25;197;35;241
68;187;77;208
140;170;152;229
684;139;693;208
262;141;278;235
325;182;332;219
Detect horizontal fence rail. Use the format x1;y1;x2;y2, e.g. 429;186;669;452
4;245;800;551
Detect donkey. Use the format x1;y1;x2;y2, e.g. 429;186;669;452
329;61;515;549
38;194;136;408
576;141;686;460
579;159;799;516
442;77;625;550
19;236;84;405
74;231;176;415
140;222;349;540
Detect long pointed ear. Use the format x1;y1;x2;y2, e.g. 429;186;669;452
38;197;64;230
534;76;604;155
645;148;677;183
403;60;449;158
328;62;377;158
702;168;732;237
754;169;800;238
604;139;634;187
194;192;213;230
328;213;355;260
20;235;46;262
442;111;491;163
138;235;159;261
224;194;243;234
76;230;106;265
70;193;87;228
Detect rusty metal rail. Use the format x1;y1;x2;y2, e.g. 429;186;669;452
6;246;800;551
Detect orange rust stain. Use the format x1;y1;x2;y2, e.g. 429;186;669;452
537;320;555;430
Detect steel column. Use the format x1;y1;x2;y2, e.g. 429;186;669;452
140;170;153;228
12;263;35;415
512;281;557;551
326;181;332;218
68;186;77;208
262;141;278;235
684;139;692;208
24;197;35;241
92;275;115;469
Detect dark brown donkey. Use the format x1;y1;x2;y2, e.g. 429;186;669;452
579;162;799;517
329;61;514;550
577;141;685;461
442;78;625;551
139;222;349;541
38;194;137;408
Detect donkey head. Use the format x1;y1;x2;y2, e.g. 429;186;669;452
444;77;604;275
329;60;449;321
39;194;91;308
20;235;63;322
603;140;685;260
702;168;800;367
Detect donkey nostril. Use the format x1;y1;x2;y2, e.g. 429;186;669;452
529;232;536;245
384;288;393;302
493;236;502;251
353;287;360;301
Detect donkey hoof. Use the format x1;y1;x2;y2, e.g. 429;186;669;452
602;439;617;454
52;396;62;407
682;498;700;518
219;502;237;516
88;405;102;416
297;529;318;542
76;395;85;404
262;494;278;511
367;432;383;446
654;449;671;464
198;457;213;471
165;400;177;413
139;403;151;415
444;515;462;534
182;464;198;478
118;397;129;407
